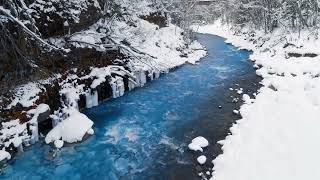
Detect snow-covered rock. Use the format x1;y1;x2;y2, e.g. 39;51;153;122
236;89;243;95
87;128;94;135
54;140;64;149
197;155;207;165
6;78;55;109
0;104;50;155
232;110;239;114
28;104;50;143
45;110;93;144
188;136;209;152
0;150;11;161
242;94;253;104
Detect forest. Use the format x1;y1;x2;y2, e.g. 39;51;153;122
203;0;320;33
2;0;318;92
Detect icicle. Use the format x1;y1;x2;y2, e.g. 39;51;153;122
118;77;125;97
128;80;136;91
86;90;98;108
134;70;147;87
111;77;125;98
140;70;147;87
111;79;118;98
134;71;141;86
30;122;39;144
154;70;160;79
149;71;154;81
17;143;24;153
27;104;50;145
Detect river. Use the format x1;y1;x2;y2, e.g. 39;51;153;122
1;34;261;180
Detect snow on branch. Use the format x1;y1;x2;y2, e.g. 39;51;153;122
0;6;59;50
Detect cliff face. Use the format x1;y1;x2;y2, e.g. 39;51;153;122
0;0;206;163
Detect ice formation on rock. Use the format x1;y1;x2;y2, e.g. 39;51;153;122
86;90;99;108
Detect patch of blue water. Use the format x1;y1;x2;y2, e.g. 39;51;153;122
0;34;260;180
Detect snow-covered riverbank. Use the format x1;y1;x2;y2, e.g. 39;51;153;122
197;21;320;180
0;33;260;179
0;14;206;162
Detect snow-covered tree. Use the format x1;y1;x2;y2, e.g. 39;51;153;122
206;0;320;33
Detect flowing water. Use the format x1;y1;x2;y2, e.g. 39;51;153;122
1;34;261;180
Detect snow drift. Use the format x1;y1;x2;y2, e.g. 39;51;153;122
198;21;320;180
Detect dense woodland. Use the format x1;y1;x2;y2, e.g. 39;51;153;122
203;0;320;33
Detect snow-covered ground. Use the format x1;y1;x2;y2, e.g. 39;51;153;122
197;21;320;180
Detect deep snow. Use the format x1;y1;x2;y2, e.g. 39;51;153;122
197;21;320;180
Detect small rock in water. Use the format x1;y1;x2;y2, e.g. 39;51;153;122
54;140;64;149
218;105;222;108
188;136;209;152
188;142;204;152
232;98;238;103
45;149;58;161
237;89;243;95
197;155;207;165
87;128;94;135
233;110;239;114
243;94;252;104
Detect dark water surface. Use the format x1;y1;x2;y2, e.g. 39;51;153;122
1;34;261;180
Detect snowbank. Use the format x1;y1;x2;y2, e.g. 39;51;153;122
197;21;320;180
45;110;93;144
